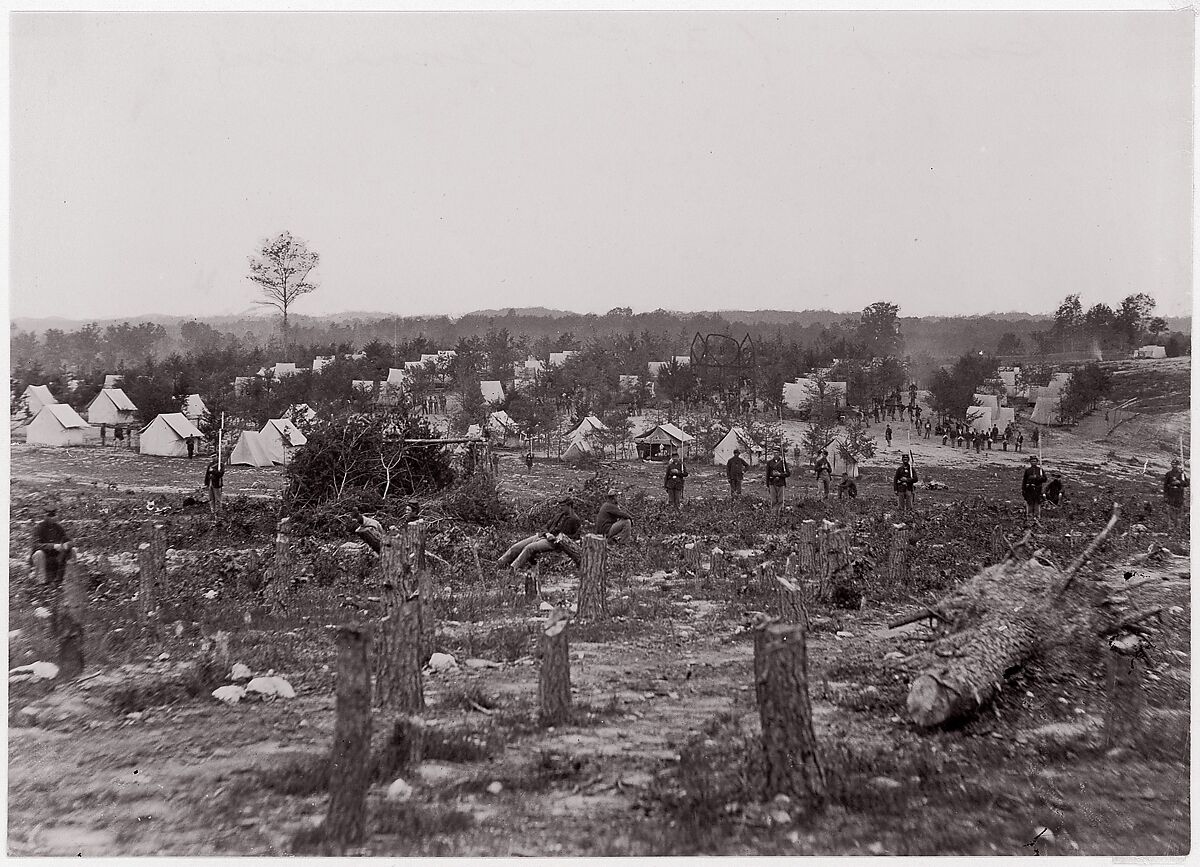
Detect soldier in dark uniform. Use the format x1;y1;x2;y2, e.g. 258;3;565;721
1164;458;1189;533
764;448;790;511
893;454;917;513
31;506;72;636
664;450;688;510
1022;455;1048;524
726;448;749;499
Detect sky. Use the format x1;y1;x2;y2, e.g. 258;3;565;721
9;11;1195;321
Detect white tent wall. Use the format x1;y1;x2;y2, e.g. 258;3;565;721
26;405;88;447
139;413;204;457
261;419;308;452
712;427;764;467
86;388;137;426
966;406;994;432
22;385;57;418
229;430;286;467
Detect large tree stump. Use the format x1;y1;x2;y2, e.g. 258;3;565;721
577;534;608;620
755;621;825;805
538;608;572;726
817;524;851;601
756;561;777;595
261;518;297;613
137;523;166;626
796;520;817;574
1103;636;1146;749
57;557;87;680
324;624;372;852
374;578;425;713
400;521;434;665
372;715;426;781
683;542;702;576
888;523;910;585
775;576;808;629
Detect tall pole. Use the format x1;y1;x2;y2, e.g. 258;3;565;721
218;412;225;471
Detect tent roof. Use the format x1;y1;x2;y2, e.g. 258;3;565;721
635;422;695;445
723;426;764;450
489;410;518;429
39;403;89;429
151;412;204;439
183;393;207;415
230;430;286;466
480;381;506;404
93;387;137;411
263;418;308;444
23;384;56;405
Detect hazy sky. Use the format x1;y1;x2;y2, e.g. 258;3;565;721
10;11;1194;321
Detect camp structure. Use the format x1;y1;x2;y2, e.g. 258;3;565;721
284;403;317;424
312;355;335;372
782;378;848;412
233;376;257;397
183;393;208;422
567;415;608;442
1134;344;1167;359
103;374;124;389
487;410;521;445
634;422;695;461
260;418;308;453
1029;394;1063;426
260;362;299;378
994;406;1016;430
139;413;204;457
26;404;89;447
560;437;596;463
712;426;765;467
480;380;506;405
548;351;580;368
229;430;287;467
559;415;608;462
86;388;137;426
972;393;1002;412
21;384;57;418
965;405;994;432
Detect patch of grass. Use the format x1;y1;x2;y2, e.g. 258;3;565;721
257;754;329;796
440;682;499;713
373;802;474;838
421;725;501;764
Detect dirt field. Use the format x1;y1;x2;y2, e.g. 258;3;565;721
7;391;1191;857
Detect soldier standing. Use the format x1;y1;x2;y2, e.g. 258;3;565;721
664;449;688;510
765;448;790;511
893;454;917;513
726;448;749;499
1022;455;1048;524
1164;457;1189;533
812;449;832;498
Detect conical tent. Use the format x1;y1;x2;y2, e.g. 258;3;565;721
229;430;287;467
261;418;308;450
712;427;764;466
561;439;594;463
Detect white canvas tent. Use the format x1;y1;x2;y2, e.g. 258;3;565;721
229;430;287;467
480;381;506;405
261;418;308;452
21;384;57;418
1029;395;1062;426
994;407;1016;429
284;403;317;424
972;393;1001;412
140;412;204;457
487;410;520;444
26;404;89;447
634;422;695;460
183;393;208;421
568;415;608;441
1135;345;1167;359
782;379;848;411
86;388;137;425
712;427;765;467
560;438;595;463
103;374;124;389
966;405;994;432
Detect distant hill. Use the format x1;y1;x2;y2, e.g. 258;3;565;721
462;306;576;319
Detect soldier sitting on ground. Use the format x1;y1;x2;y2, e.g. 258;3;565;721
498;498;583;570
594;490;633;542
838;471;858;499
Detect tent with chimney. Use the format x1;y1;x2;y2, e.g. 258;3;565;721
229;430;287;467
712;426;765;467
634;422;694;461
26;404;89;447
139;413;205;458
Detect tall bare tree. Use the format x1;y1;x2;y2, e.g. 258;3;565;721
248;231;320;350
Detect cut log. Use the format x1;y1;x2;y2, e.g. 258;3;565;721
683;542;702;576
577;534;608;620
796;520;817;574
709;548;726;585
324;624;372;851
538;608;572;726
554;534;583;567
401;521;434;665
374;571;425;713
775;576;808;629
755;621;825;804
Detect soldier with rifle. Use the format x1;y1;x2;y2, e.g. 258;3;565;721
893;453;917;514
664;448;688;510
1164;457;1189;533
765;447;790;512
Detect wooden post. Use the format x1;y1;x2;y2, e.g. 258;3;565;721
709;548;726;585
796;520;817;575
57;557;87;680
525;561;541;602
577;534;608;620
538;608;572;726
683;542;702;576
401;521;434;665
324;624;372;852
137;523;165;626
754;621;825;805
888;523;910;585
818;524;851;601
775;575;808;629
262;518;296;613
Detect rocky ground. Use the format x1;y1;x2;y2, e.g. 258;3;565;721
7;374;1191;856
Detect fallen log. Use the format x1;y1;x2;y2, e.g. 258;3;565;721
906;505;1124;729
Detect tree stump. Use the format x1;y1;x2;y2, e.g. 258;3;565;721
888;523;910;585
577;534;608;620
818;525;851;601
990;524;1006;563
796;520;817;574
372;714;426;781
401;521;434;665
57;557;87;680
538;608;572;726
1104;637;1146;749
775;576;808;629
324;624;372;852
754;621;825;805
525;561;541;601
261;518;296;613
137;523;166;626
757;561;777;595
683;542;702;576
374;567;425;713
708;548;726;585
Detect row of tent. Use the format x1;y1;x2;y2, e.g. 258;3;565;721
21;384;210;427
